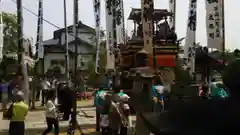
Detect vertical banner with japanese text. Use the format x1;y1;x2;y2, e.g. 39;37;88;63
141;0;154;54
184;0;197;75
93;0;101;74
205;0;223;51
116;0;125;45
105;0;115;70
168;0;176;29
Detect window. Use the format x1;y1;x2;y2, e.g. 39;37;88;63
50;60;58;65
50;59;65;66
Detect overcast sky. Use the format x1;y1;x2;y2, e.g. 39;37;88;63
1;0;239;50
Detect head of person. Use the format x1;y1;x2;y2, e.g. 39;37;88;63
154;78;163;86
15;91;25;102
46;91;55;101
99;86;104;91
201;84;209;93
211;78;216;82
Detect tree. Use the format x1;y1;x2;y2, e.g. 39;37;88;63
87;42;107;86
2;12;18;54
174;59;192;86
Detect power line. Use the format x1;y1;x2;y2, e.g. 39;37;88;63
11;0;87;43
11;0;62;29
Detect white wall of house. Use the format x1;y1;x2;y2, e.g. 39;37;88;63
42;27;95;74
59;31;95;71
43;52;92;74
44;53;66;74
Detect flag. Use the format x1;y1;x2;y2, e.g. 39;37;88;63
93;0;101;74
184;0;198;75
205;0;223;51
168;0;176;29
141;0;154;54
105;0;115;70
116;0;125;45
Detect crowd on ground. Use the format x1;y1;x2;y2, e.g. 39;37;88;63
2;74;76;135
1;74;231;135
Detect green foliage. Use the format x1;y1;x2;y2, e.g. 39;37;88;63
0;56;18;79
222;59;240;90
87;42;107;86
2;12;18;54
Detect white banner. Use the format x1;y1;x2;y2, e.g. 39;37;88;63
0;11;4;63
93;0;101;74
116;0;125;45
205;0;223;51
141;0;154;54
105;0;115;70
184;0;197;75
168;0;176;29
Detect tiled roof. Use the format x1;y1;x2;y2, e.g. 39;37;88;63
56;21;95;34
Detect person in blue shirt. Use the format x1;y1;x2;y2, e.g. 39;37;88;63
152;79;165;112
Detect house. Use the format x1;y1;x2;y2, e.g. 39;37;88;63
37;21;96;75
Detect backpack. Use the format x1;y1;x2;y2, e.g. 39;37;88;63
3;103;13;120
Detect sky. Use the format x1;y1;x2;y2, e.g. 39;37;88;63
1;0;239;50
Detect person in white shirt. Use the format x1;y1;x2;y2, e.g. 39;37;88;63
42;91;59;135
41;77;51;106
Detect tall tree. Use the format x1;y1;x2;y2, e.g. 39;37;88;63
2;12;18;54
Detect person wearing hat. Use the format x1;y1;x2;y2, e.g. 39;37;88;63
8;91;29;135
94;86;108;133
117;89;131;135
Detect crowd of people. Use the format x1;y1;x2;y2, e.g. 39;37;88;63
94;86;131;135
2;75;74;135
2;72;231;135
198;78;229;99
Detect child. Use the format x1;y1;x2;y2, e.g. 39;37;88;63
42;92;59;135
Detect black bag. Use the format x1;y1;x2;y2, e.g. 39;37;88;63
3;103;13;120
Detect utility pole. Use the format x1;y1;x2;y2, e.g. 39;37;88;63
32;0;43;109
17;0;23;65
74;0;79;74
17;0;30;105
36;0;44;76
72;0;79;130
63;0;69;81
